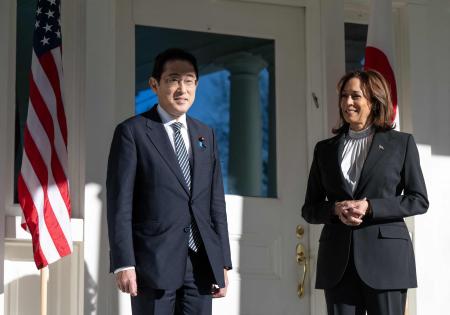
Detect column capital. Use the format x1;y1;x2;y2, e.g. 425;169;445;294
223;52;268;75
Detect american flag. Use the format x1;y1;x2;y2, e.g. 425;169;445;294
18;0;72;269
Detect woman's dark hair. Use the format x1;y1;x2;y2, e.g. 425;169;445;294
332;69;395;134
151;48;199;82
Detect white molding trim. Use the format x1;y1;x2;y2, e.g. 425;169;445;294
394;5;413;134
0;0;17;312
344;0;429;25
305;1;328;314
5;216;84;242
3;0;18;218
222;0;310;8
344;0;428;7
394;4;424;315
62;0;86;219
344;4;369;24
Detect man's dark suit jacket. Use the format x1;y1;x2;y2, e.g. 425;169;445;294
302;129;428;290
106;105;232;290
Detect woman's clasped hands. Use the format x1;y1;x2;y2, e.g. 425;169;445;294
334;198;370;226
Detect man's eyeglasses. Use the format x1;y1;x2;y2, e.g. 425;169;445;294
163;76;197;88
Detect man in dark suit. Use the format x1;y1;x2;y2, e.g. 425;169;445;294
107;48;232;315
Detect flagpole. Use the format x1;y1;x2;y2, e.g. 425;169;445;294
40;266;49;315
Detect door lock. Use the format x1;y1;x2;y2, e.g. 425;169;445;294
296;224;305;239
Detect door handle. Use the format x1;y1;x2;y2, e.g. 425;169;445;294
296;243;308;298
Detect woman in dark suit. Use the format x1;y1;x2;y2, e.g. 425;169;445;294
302;70;428;315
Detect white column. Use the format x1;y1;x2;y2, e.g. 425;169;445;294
85;0;121;314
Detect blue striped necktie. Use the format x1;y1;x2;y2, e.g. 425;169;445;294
170;122;201;252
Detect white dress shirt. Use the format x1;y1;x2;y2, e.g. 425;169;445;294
114;104;191;274
157;104;192;155
340;125;375;193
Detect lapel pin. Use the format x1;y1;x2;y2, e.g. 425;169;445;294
198;136;206;149
378;144;384;150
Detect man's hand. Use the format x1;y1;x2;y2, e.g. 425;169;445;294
212;269;229;298
335;198;369;226
115;269;138;296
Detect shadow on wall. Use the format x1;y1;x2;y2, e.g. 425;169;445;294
5;275;40;314
84;261;98;314
97;182;120;315
83;181;120;315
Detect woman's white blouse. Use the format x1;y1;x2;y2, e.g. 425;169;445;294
340;126;375;193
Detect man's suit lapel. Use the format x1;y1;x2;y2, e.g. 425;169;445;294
354;131;389;197
187;116;209;200
143;107;190;196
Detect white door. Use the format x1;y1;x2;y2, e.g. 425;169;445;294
117;1;314;314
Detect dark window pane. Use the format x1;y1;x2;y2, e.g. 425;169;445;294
14;0;37;203
135;26;276;198
344;23;368;72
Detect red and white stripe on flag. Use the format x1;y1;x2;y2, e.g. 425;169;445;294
18;0;72;269
364;0;398;122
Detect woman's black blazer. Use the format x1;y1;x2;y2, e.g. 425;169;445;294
302;129;429;290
